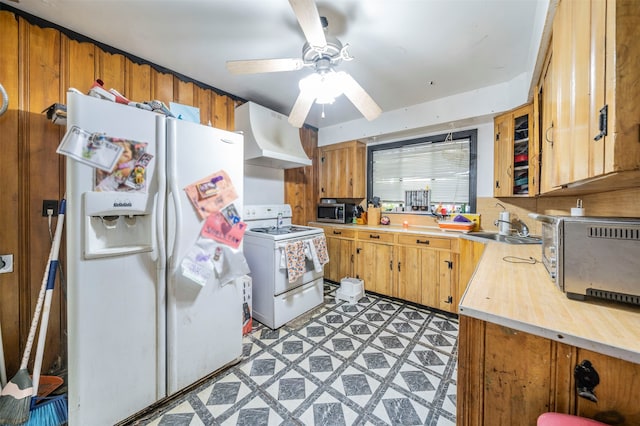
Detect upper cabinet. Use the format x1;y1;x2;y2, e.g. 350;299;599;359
493;104;537;197
543;0;640;192
318;140;366;199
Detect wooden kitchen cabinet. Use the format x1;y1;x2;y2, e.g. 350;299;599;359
316;225;355;282
493;104;537;196
538;47;556;194
313;224;481;314
396;234;457;313
318;140;366;199
545;0;640;191
458;316;640;425
354;230;395;297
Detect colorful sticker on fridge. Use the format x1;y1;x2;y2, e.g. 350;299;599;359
184;170;238;219
56;126;124;172
200;211;247;249
95;140;151;192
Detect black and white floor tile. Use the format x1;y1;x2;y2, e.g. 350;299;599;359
130;282;458;426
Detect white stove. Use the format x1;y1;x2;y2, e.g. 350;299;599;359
244;205;322;241
243;204;326;329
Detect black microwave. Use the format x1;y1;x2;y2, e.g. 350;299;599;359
317;203;356;223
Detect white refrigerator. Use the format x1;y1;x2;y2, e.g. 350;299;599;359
65;91;244;425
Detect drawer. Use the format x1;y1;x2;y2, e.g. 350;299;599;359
325;227;355;238
357;230;395;243
397;234;452;250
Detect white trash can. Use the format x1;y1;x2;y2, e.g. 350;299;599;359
336;277;364;304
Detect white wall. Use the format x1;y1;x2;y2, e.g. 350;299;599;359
243;69;531;205
243;164;284;205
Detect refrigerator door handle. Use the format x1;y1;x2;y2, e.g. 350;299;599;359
167;122;182;275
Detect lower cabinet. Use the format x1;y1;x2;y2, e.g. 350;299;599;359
457;315;640;425
323;227;355;282
396;234;458;313
313;224;478;314
354;231;396;297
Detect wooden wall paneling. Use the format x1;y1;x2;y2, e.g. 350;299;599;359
95;48;125;93
64;38;95;101
174;78;194;109
195;86;211;126
150;70;174;107
126;60;152;103
213;93;230;130
0;10;23;376
24;21;64;373
285;127;317;225
63;38;95;97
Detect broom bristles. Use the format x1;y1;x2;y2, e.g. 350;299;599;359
0;369;33;424
27;395;67;426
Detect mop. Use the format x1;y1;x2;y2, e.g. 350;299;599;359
26;199;67;426
0;199;66;424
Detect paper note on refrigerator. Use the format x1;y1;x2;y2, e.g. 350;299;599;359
56;126;124;172
184;170;238;219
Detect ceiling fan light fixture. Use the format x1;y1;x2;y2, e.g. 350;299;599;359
299;70;347;105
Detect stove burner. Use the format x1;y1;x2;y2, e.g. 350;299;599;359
249;226;313;235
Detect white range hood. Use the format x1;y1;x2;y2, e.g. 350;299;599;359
235;101;312;169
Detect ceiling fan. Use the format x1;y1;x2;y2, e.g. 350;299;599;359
226;0;382;128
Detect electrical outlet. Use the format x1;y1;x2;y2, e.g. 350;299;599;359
0;254;13;274
42;199;59;216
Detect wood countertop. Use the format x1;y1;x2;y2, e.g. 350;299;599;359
308;221;464;238
459;240;640;364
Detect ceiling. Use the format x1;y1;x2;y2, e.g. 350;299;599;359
2;0;548;129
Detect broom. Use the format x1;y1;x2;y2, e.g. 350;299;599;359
0;199;66;424
26;199;67;425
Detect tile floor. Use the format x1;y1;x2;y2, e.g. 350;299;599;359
129;282;458;426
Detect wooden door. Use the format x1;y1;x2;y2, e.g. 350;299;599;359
539;49;556;194
355;241;394;297
396;246;422;304
552;0;592;187
493;113;513;196
325;236;353;282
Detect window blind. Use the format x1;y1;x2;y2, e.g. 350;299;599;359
371;138;470;205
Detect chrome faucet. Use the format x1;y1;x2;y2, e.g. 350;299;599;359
494;218;530;237
512;218;530;237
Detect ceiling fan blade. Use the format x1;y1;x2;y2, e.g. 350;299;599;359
288;89;316;128
226;58;304;75
288;0;327;49
341;73;382;121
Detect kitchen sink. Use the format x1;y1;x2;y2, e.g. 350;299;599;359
466;231;542;245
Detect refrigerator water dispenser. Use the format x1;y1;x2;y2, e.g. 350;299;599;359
83;191;154;259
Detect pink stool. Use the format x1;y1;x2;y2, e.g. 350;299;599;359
537;413;608;425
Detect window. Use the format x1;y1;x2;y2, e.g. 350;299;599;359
367;129;477;214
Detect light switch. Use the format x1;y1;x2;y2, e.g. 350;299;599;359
0;254;13;273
